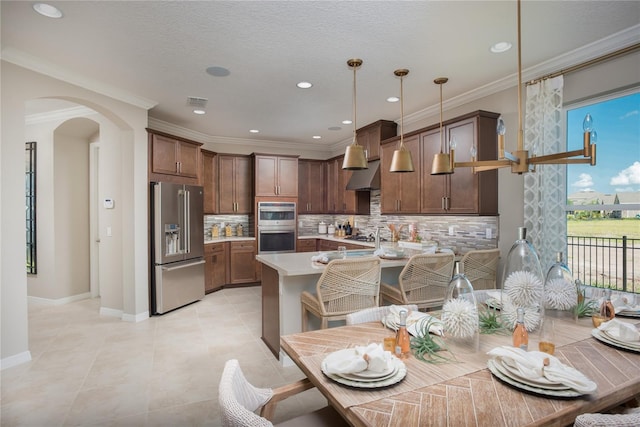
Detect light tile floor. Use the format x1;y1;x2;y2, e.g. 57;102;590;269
1;287;328;426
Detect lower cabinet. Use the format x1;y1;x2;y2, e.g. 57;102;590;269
205;240;259;291
317;239;368;252
297;239;317;252
204;242;227;293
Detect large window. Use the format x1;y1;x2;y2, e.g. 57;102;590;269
26;141;37;274
565;90;639;292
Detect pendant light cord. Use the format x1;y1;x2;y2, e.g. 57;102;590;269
399;74;405;149
352;63;357;145
439;81;444;154
517;0;523;152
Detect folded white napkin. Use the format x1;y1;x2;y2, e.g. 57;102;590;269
311;252;329;263
487;346;597;394
382;305;444;337
324;343;391;375
598;318;640;343
611;295;640;314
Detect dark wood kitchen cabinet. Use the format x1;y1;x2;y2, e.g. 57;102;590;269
229;240;259;285
297;238;317;252
148;129;201;183
254;154;298;197
218;154;253;214
357;120;397;161
326;156;370;215
420;111;499;215
201;149;217;214
204;242;227;293
380;134;421;214
298;159;326;213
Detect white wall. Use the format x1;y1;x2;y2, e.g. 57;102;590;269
1;61;149;368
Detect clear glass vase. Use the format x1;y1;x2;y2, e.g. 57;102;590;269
501;227;545;333
544;252;577;321
442;262;479;353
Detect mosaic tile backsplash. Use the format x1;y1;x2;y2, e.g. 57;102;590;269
204;191;498;254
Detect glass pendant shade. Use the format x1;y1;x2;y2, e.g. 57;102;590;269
501;227;545;333
342;144;368;169
442;262;479;353
544;252;577;321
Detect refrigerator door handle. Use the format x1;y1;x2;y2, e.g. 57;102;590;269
185;189;191;254
161;259;205;271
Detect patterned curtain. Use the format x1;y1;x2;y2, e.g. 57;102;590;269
523;75;566;271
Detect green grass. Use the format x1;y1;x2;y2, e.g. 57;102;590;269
567;218;640;239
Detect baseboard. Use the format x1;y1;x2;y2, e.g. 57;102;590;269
28;292;92;306
122;311;149;323
1;350;32;371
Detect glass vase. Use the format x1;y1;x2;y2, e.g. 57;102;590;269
442;262;479;353
501;227;545;333
544;252;577;322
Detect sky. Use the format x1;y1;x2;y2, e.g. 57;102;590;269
566;91;639;196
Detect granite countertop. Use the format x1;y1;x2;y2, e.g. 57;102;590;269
204;236;255;244
298;234;376;247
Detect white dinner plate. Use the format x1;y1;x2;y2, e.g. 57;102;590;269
491;358;570;390
617;310;640;318
338;365;399;383
321;356;407;389
591;329;640;353
487;359;585;397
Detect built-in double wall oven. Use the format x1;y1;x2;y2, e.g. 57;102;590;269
257;202;296;253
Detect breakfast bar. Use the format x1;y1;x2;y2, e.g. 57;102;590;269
257;250;409;363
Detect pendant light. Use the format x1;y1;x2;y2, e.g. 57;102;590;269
431;77;453;175
389;69;414;173
342;58;368;170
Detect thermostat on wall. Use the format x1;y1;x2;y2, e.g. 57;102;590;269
103;198;115;209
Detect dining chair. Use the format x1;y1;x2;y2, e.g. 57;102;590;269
219;359;348;427
379;252;455;311
460;248;500;290
300;256;382;331
573;410;640;426
346;304;418;325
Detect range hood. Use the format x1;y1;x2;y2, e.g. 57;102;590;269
346;159;380;191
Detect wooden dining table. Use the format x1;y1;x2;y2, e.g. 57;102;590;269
280;316;640;426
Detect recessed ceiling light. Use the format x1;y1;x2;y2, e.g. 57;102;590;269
193;109;205;115
328;126;342;131
33;3;63;18
312;135;321;139
249;129;259;133
490;41;512;53
342;120;352;125
387;96;399;103
297;81;313;89
206;66;230;77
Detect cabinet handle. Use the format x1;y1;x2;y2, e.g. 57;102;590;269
398;200;401;211
441;197;445;211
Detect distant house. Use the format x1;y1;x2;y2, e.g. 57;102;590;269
568;191;640;218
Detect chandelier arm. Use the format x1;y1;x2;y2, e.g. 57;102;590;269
528;149;592;164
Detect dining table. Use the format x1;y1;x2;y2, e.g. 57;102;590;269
280;313;640;426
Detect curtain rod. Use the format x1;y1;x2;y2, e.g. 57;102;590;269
526;42;640;86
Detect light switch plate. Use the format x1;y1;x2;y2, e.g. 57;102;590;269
486;228;492;239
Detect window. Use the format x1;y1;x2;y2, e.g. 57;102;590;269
26;141;37;274
565;90;639;292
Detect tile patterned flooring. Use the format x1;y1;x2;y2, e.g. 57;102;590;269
1;287;328;426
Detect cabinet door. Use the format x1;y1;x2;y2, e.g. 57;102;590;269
340;167;356;213
255;155;278;196
298;160;325;213
380;142;401;213
447;118;478;213
397;134;421;213
234;156;253;213
151;134;179;175
297;239;317;252
177;140;199;178
202;150;216;214
277;157;298;197
421;128;448;213
229;241;257;284
218;155;236;213
326;159;339;213
205;243;226;293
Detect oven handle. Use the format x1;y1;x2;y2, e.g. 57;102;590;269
258;229;296;234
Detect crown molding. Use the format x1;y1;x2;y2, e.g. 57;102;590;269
25;105;98;125
1;47;158;110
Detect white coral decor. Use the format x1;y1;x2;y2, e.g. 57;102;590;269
545;278;578;310
442;299;478;339
502;300;541;332
504;270;543;307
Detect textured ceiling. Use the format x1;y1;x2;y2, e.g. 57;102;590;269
2;1;639;148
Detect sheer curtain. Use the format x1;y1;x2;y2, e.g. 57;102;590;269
523;75;566;271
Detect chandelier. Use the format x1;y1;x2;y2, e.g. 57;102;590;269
431;0;597;175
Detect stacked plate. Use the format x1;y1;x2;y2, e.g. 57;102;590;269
321;349;407;388
591;328;640;353
487;358;586;397
617;308;640;318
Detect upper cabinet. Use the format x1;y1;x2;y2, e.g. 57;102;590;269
254;154;298;197
421;111;499;215
201;149;217;214
326;156;370;215
147;129;201;184
380;134;421;214
298;159;326;213
357;120;397;161
218;154;253;214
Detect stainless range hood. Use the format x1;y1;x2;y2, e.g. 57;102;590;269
345;159;380;191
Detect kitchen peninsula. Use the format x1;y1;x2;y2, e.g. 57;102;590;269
257;248;410;364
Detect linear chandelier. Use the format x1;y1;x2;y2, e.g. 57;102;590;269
431;0;597;175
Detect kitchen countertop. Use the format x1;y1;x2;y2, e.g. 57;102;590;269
204;236;255;244
297;234;376;247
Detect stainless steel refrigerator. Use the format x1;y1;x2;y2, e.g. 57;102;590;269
150;182;205;314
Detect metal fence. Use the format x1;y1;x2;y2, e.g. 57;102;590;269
567;235;639;293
